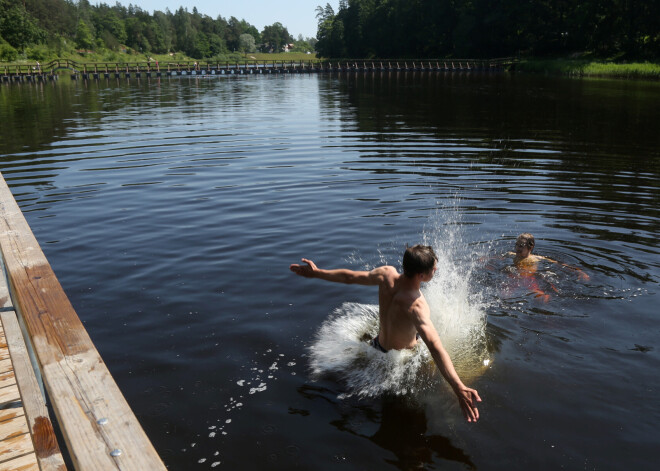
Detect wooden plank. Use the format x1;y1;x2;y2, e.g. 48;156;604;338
0;327;7;361
0;413;28;442
0;371;15;390
0;359;12;375
0;254;10;309
0;451;39;471
0;431;34;464
0;173;165;470
2;311;66;471
0;407;24;424
0;384;20;407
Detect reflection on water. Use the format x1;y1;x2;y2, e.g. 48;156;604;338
1;73;659;470
369;398;475;470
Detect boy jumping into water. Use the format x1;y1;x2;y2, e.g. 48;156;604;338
290;245;482;423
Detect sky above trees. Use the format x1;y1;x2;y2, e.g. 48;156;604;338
113;0;339;39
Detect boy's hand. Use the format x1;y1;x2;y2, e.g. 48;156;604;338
456;386;482;422
290;258;318;278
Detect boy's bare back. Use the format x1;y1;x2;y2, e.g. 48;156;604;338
376;267;427;350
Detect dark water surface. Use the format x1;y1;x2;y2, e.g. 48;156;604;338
1;73;659;470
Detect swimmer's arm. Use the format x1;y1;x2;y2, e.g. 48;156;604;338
478;253;507;271
413;306;482;422
289;258;391;285
538;255;590;281
478;253;508;262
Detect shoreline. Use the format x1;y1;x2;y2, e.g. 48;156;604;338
3;54;658;81
514;58;660;80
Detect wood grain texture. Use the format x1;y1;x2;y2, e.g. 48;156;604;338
0;173;165;470
0;384;20;407
0;415;32;464
0;451;39;471
0;413;28;442
2;311;66;470
0;407;23;424
0;359;13;376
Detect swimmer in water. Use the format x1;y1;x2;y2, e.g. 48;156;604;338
498;233;589;302
290;244;482;423
508;233;589;280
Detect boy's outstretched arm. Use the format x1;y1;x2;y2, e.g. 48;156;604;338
413;304;482;422
290;258;388;285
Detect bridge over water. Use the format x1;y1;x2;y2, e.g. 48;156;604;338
2;57;518;82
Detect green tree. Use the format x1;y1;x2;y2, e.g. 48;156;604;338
239;33;255;55
261;22;292;52
172;7;195;54
75;19;95;50
314;3;336;57
0;2;45;51
207;34;226;57
0;42;18;61
99;9;127;44
191;31;210;58
154;11;174;52
24;0;76;37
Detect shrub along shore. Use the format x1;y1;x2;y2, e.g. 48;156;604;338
516;59;660;80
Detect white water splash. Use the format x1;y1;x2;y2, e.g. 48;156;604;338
309;302;434;398
422;205;490;374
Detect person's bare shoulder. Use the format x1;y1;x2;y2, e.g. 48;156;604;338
413;291;430;312
534;254;557;263
371;265;398;279
394;284;426;312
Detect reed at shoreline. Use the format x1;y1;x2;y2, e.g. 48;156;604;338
517;59;660;80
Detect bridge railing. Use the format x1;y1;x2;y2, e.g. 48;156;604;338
2;57;518;78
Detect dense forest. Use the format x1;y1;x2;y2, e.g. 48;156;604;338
1;0;658;62
316;0;659;59
0;0;315;61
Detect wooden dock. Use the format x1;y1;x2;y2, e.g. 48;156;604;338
1;58;518;82
0;260;65;471
0;173;165;470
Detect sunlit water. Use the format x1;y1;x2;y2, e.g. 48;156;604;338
1;73;659;470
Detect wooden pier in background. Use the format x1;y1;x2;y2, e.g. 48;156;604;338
0;173;165;470
1;57;517;82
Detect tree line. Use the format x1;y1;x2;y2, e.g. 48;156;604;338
0;0;316;62
2;0;657;63
315;0;659;59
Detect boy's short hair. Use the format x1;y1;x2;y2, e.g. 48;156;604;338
517;233;535;248
402;245;437;277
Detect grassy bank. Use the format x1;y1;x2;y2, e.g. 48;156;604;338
516;58;660;80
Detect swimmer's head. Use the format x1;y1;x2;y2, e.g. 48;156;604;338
403;245;438;278
515;233;535;254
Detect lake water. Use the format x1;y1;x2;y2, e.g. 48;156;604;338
1;72;659;470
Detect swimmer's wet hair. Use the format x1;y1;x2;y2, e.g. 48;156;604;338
517;233;535;248
402;245;437;277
